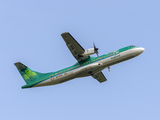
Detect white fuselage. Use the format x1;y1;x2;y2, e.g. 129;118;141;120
33;47;144;87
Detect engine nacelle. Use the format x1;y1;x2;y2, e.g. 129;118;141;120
81;48;95;56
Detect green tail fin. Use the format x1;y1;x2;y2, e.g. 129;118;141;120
14;62;41;84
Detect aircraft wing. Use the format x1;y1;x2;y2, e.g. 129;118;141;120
61;32;89;62
92;72;107;83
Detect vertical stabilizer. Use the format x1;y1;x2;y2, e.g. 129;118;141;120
14;62;40;84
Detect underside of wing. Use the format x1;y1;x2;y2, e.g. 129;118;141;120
92;72;107;83
61;32;89;62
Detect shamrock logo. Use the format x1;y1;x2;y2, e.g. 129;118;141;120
24;69;37;80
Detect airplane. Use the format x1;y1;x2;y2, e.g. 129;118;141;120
14;32;145;89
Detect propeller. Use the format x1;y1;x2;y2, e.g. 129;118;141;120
93;42;110;73
93;42;99;57
108;66;110;73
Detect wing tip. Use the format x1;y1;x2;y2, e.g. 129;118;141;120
61;32;70;36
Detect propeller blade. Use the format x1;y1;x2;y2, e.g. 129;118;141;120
93;42;96;49
95;51;99;57
93;42;99;57
108;66;110;73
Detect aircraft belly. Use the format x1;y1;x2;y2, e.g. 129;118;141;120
33;79;53;87
74;63;104;77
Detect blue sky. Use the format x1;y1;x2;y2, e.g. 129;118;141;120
1;0;160;120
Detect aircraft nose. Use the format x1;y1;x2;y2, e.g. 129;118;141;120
139;47;145;53
132;47;145;56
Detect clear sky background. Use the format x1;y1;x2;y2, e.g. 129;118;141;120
0;0;160;120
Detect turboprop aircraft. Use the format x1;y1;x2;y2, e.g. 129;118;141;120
14;32;145;89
